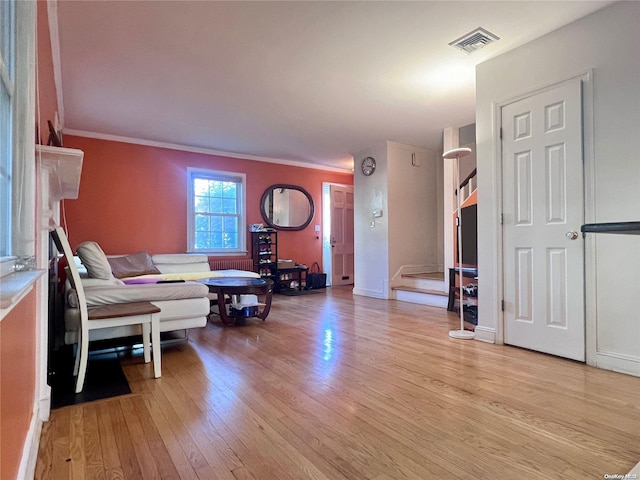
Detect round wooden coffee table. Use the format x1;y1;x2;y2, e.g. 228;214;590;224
199;277;273;325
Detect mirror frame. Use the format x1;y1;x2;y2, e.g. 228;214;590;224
260;184;315;231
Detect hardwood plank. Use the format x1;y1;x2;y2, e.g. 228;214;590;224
82;403;106;480
121;395;182;480
50;407;71;480
108;399;144;479
37;287;640;479
143;393;202;480
95;401;122;472
34;407;56;479
69;405;86;479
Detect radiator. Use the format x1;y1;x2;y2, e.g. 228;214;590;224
209;258;254;271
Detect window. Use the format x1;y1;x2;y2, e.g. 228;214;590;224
187;168;246;254
0;0;15;258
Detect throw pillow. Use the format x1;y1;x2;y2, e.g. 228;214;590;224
108;251;161;279
75;241;114;280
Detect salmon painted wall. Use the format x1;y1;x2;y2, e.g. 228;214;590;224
36;0;59;144
62;135;353;269
1;290;37;480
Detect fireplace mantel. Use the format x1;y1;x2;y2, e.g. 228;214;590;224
36;144;84;228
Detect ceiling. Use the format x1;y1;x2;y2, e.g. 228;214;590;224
54;1;613;171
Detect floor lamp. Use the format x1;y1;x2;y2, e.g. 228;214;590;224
443;147;475;340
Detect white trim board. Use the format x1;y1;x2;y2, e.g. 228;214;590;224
18;405;43;480
63;129;353;174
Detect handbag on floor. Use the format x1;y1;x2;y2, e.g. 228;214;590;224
305;262;326;289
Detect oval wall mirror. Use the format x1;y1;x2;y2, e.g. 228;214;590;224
260;184;315;231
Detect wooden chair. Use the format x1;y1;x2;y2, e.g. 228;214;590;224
51;227;162;393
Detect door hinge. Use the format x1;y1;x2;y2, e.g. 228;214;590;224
501;300;505;311
499;127;503;140
500;213;503;225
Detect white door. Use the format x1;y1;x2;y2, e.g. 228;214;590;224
330;184;354;286
502;79;585;361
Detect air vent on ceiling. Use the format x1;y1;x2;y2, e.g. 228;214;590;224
449;27;500;54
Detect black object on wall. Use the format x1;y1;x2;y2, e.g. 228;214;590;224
456;204;477;266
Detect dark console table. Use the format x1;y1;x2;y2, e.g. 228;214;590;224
199;277;273;325
270;265;308;293
447;266;478;312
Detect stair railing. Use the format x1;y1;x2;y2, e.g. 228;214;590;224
456;168;477;205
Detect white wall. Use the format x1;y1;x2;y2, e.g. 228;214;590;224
458;123;476;183
353;142;390;298
388;143;436;276
353;141;437;299
476;1;640;375
435;144;444;271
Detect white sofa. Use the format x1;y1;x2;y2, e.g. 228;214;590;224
64;252;259;344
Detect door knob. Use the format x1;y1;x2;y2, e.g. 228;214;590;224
566;231;579;240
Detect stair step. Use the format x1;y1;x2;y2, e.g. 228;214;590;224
398;273;446;293
393;286;449;308
392;286;447;296
401;272;445;281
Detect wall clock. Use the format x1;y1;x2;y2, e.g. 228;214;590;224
361;156;376;176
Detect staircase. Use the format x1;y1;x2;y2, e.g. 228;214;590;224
393;167;477;309
392;272;449;308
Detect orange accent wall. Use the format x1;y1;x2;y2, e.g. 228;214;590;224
62;135;353;269
36;0;59;145
1;290;37;480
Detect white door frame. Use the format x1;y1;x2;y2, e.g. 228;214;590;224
490;70;595;357
322;181;354;286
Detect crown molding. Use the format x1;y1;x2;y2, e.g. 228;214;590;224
63;129;353;174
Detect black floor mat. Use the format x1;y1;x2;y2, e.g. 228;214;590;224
49;347;131;409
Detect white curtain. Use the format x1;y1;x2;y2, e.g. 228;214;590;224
12;0;36;259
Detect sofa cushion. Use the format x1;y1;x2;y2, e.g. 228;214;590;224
121;271;225;282
151;254;211;273
76;241;114;280
108;251;161;278
83;281;209;307
81;277;125;287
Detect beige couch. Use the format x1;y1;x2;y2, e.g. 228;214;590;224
64;250;258;344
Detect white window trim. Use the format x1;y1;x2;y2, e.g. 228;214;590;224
0;0;40;321
1;0;15;260
186;167;247;255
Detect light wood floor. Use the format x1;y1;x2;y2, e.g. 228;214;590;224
36;287;640;480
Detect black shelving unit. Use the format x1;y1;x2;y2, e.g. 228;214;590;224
251;230;278;279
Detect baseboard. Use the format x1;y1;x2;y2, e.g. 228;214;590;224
352;287;388;299
18;403;43;480
39;384;51;421
594;351;640;378
473;325;496;343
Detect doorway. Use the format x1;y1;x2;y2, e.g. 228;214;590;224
322;183;354;286
501;78;585;361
